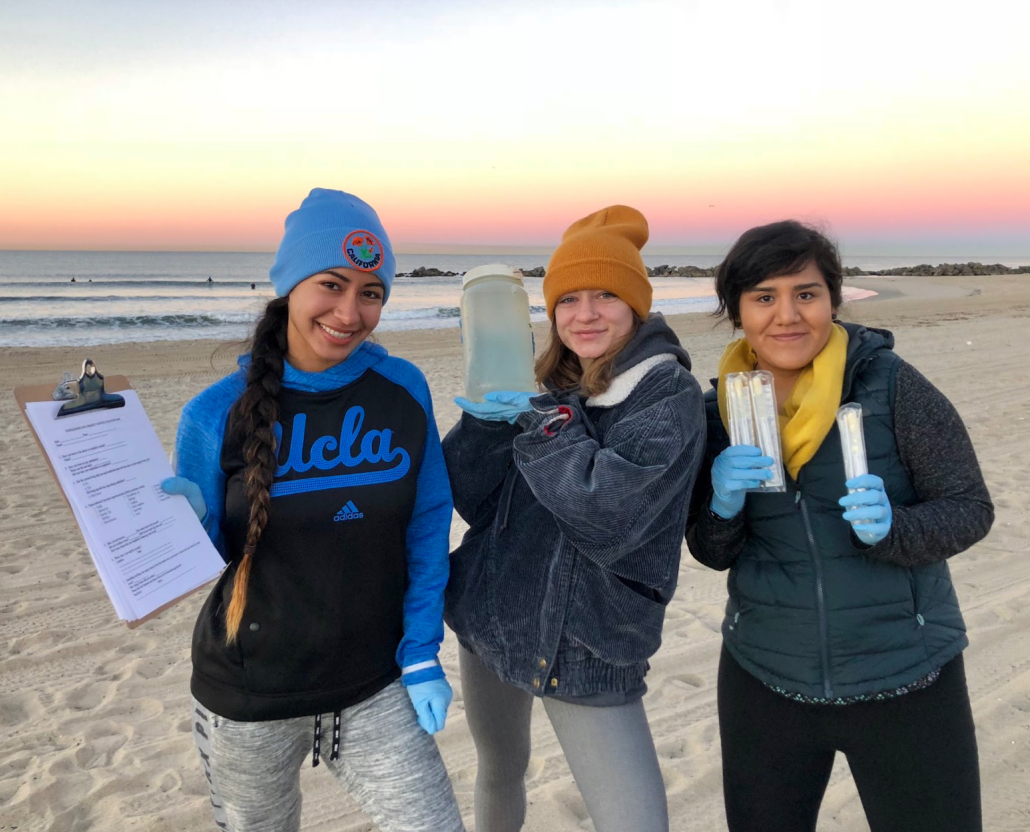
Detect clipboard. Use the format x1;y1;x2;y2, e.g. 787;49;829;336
14;359;219;628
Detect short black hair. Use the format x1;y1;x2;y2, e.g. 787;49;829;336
714;220;843;327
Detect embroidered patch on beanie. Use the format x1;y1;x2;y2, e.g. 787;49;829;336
344;230;384;272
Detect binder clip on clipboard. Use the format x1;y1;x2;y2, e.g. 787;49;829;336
52;358;126;416
14;358;223;627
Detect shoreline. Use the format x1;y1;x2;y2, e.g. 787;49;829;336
2;269;1022;353
0;274;1015;389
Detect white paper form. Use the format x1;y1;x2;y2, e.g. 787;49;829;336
25;391;223;623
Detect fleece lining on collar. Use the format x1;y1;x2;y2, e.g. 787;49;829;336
586;354;678;407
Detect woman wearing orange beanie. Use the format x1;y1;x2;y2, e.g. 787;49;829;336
443;206;707;832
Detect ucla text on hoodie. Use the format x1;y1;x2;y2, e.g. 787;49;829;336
175;342;451;721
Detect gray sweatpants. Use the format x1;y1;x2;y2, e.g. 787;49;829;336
191;681;464;832
459;647;669;832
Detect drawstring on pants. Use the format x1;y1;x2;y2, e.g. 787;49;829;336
311;710;342;767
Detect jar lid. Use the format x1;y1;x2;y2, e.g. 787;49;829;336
462;263;521;288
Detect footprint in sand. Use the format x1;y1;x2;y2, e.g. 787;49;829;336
157;770;182;793
525;755;546;783
132;656;179;681
656;737;689;760
80;695;163;725
668;672;705;690
61;679;117;712
0;691;46;728
551;783;591;824
74;724;132;770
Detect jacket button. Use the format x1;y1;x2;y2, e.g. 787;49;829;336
532;678;540;689
538;658;547;668
550;678;558;688
249;622;260;632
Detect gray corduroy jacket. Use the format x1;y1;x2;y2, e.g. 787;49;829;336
443;315;706;697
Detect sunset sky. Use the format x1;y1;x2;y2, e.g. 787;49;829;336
2;0;1028;254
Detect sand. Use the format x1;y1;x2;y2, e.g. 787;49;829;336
2;274;1028;831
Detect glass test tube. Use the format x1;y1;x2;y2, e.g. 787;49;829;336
836;402;870;521
726;372;755;447
749;371;786;491
836;403;868;481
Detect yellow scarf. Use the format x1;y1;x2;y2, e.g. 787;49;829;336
717;324;849;480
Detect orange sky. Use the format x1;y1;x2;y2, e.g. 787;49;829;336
2;0;1028;254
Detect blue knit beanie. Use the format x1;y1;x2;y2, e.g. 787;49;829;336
269;188;396;302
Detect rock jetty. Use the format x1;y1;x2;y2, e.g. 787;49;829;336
397;262;1029;278
846;262;1030;277
408;266;459;277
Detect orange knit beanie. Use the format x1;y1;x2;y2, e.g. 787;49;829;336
543;205;652;319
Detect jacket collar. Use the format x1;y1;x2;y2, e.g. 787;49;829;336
614;312;692;374
585;313;691;407
237;341;389;394
586;354;678;406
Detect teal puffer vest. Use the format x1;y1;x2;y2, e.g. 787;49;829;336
709;324;968;699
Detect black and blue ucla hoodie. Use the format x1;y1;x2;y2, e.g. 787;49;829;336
174;341;451;721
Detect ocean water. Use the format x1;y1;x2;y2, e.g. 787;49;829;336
1;251;1026;348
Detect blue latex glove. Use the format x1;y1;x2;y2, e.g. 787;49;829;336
161;476;207;522
406;678;453;735
709;445;774;519
839;473;892;545
454;390;535;424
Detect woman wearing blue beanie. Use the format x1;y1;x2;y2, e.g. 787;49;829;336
160;188;464;831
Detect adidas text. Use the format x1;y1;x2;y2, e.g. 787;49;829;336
334;500;365;522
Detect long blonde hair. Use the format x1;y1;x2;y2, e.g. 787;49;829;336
534;314;644;396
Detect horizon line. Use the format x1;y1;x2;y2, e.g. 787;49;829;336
2;247;1029;258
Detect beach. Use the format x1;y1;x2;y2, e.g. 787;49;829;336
2;273;1028;831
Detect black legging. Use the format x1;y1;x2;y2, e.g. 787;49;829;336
718;646;981;832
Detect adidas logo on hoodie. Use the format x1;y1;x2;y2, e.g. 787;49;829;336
333;500;365;522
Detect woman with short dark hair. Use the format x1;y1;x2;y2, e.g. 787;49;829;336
686;219;993;832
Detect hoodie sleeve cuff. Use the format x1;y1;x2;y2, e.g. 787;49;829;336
400;659;445;686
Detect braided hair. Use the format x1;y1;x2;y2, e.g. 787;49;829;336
223;296;289;643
